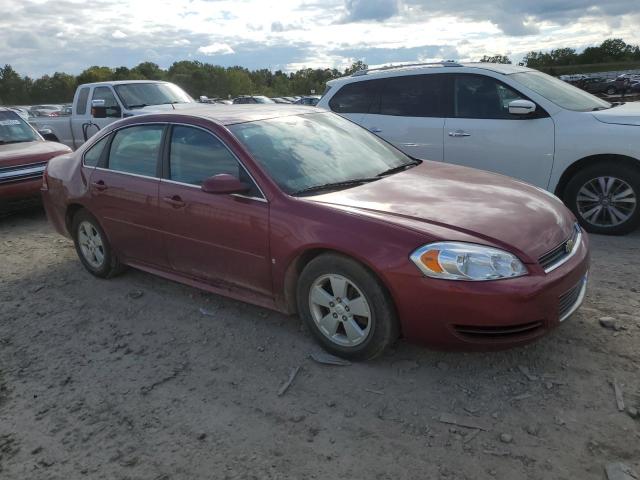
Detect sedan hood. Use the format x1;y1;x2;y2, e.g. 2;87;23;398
0;141;71;168
592;102;640;126
306;162;575;262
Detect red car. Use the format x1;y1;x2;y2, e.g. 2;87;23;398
1;108;71;209
42;105;589;359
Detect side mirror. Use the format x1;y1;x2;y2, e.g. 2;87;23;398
201;174;250;194
91;99;107;118
38;128;58;142
508;99;536;115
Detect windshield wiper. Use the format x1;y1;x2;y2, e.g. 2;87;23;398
127;103;150;109
0;139;31;145
377;159;421;177
292;178;380;196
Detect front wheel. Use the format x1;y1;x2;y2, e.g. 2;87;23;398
297;254;399;360
564;164;639;235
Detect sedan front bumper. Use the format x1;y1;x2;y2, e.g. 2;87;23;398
386;232;590;350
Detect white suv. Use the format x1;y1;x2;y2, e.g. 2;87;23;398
318;62;640;235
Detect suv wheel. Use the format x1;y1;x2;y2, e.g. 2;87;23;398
564;164;639;235
297;254;398;360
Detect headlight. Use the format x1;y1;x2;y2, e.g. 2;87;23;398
410;242;528;281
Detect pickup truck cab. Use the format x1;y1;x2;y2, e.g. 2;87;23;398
31;80;197;150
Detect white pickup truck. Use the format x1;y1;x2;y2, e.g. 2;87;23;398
30;80;198;149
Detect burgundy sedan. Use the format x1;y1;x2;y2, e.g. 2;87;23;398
1;108;71;209
42;105;589;359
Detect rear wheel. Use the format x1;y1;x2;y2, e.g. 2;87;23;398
72;210;123;277
297;254;398;360
564;163;639;235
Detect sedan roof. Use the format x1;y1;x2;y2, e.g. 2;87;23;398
139;104;320;126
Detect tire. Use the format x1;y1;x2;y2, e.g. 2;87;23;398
297;253;399;360
563;163;640;235
606;86;616;95
71;209;123;278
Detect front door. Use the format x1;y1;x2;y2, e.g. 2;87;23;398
87;123;167;266
158;125;271;296
443;74;555;189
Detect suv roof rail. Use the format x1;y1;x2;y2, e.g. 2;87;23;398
351;60;462;76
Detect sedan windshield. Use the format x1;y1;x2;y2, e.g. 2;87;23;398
229;112;415;195
0;111;38;144
510;71;611;111
114;83;194;109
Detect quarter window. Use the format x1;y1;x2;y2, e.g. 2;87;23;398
328;80;377;114
107;125;163;177
83;135;110;167
454;75;527;119
379;75;445;117
76;88;90;115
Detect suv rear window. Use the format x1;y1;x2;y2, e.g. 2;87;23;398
328;80;377;114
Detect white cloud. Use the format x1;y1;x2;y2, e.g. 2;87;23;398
197;43;235;55
111;30;127;39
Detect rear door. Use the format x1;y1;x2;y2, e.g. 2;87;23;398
443;74;555;188
357;74;446;161
70;86;91;148
158;124;271;296
87;124;167;267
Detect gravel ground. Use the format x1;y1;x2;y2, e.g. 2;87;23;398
0;208;639;480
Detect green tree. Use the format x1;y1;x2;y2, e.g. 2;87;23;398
480;55;512;64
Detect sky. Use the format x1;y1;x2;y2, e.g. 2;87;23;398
1;0;640;77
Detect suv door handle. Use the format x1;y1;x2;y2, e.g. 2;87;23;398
91;180;108;191
448;130;471;137
369;127;382;133
163;195;186;208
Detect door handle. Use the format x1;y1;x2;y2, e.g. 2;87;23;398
163;195;185;208
369;127;382;133
448;130;471;137
91;180;108;191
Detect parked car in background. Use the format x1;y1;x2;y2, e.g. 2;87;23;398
294;95;321;106
30;104;64;117
0;108;71;210
29;80;197;150
232;95;276;104
271;97;293;104
576;77;618;95
42;105;589;359
318;62;640;234
630;81;640;93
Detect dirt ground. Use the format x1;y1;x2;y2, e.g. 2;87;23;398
0;208;638;480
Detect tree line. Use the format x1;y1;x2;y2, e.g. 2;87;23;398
2;38;639;105
0;60;369;106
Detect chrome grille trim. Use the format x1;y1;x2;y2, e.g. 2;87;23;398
539;224;582;274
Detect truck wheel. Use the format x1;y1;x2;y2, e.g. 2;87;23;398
564;163;639;235
297;253;399;360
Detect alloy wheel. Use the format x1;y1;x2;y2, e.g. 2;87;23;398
77;220;106;269
308;274;372;347
576;176;637;228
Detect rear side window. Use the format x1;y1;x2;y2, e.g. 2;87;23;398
107;125;164;177
76;88;90;115
83;135;110;167
328;80;377;114
379;75;445;117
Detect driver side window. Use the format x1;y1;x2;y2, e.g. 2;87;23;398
92;87;121;118
168;125;261;197
454;75;526;120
